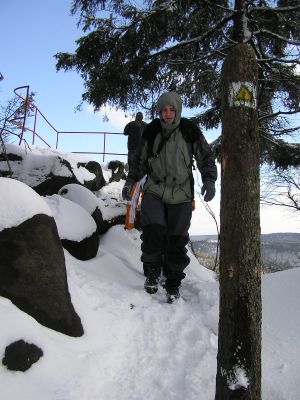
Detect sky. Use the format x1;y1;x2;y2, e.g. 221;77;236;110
0;0;299;235
0;156;300;399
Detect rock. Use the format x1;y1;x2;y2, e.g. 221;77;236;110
0;178;83;337
78;160;106;190
0;214;84;337
58;183;104;233
61;232;100;261
108;160;126;183
0;143;104;195
95;193;127;234
92;207;104;234
45;194;100;260
99;214;126;234
2;340;43;372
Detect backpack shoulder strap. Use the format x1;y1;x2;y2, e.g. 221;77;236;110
179;118;200;144
143;118;161;158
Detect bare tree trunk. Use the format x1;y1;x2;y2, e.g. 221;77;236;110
215;44;261;400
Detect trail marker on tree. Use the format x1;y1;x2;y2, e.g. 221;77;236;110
215;43;262;400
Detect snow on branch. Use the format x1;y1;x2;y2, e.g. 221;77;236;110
203;0;234;13
259;108;300;122
254;29;300;45
257;56;300;64
150;13;235;58
249;5;300;13
166;44;234;65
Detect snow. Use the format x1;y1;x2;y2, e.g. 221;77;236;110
0;146;300;400
242;13;252;43
45;194;97;241
262;268;300;399
95;180;127;220
1;143;95;186
227;366;249;390
0;177;52;230
58;183;99;214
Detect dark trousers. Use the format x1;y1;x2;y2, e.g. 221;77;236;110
141;193;192;288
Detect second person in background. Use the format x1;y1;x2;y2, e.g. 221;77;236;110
123;111;147;172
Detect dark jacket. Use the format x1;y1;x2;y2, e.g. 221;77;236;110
128;118;217;204
124;121;147;151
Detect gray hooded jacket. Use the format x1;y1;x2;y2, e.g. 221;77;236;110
128;92;217;204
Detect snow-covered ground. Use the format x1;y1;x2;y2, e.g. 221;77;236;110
0;225;299;399
0;145;299;399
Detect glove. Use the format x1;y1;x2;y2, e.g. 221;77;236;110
122;179;135;201
201;181;215;202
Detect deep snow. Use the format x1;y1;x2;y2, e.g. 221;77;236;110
0;145;299;400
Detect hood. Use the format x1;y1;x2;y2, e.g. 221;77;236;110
156;92;182;132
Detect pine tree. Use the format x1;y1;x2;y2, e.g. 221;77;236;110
216;43;261;400
55;0;300;167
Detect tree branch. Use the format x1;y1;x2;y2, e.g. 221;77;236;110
165;44;234;65
259;108;300;122
250;5;300;13
149;13;235;59
257;56;300;64
253;29;300;45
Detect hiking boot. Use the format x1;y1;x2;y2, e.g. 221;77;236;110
144;264;161;294
166;286;180;304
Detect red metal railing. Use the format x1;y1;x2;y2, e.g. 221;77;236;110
57;130;127;162
12;85;127;162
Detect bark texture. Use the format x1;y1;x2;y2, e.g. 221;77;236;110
215;44;262;400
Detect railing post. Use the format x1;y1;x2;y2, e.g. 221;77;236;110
103;133;106;162
33;107;38;145
18;85;30;145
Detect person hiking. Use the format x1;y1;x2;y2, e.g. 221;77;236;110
122;92;217;303
123;111;147;171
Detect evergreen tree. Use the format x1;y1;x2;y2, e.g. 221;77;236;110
217;42;261;400
56;0;300;167
213;3;261;399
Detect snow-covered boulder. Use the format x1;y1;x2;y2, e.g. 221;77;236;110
107;160;126;183
0;143;106;195
0;178;83;337
79;160;106;190
95;180;127;233
45;194;100;260
58;183;103;233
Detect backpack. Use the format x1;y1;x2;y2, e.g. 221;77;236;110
143;117;198;200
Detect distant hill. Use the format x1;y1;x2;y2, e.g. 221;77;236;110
190;232;300;273
261;232;300;242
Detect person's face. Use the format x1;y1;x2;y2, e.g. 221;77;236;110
161;105;176;125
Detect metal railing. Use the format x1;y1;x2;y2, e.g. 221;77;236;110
12;85;127;162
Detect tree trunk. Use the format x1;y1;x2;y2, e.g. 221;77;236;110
215;44;261;400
